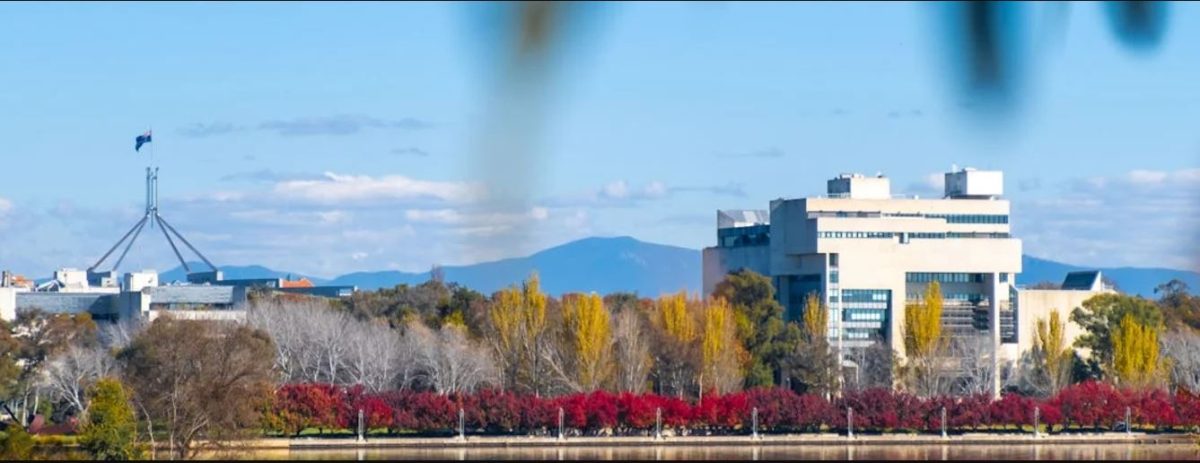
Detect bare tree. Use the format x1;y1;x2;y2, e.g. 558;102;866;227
844;341;895;391
612;309;651;392
39;343;115;419
344;320;408;392
1162;329;1200;392
97;319;143;351
411;322;497;394
949;335;997;396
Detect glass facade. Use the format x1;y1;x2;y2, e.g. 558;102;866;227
718;224;769;248
837;289;890;341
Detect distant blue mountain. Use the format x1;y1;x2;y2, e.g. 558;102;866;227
329;236;701;296
1018;255;1199;297
158;263;328;285
158;237;1198;298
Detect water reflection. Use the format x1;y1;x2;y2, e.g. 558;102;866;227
223;443;1200;461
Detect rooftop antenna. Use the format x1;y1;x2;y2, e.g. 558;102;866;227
88;130;220;283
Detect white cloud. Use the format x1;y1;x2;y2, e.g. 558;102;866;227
273;172;484;204
0;197;11;215
601;180;630;200
1017;168;1200;272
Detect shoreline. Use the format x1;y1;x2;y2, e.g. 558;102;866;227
235;433;1195;450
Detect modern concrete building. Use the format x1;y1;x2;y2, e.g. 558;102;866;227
703;167;1111;395
0;268;355;324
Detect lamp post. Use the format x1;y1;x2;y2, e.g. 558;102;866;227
357;408;365;443
941;407;947;439
458;407;465;441
1033;406;1040;438
558;407;565;441
847;407;854;439
655;407;663;441
752;407;759;440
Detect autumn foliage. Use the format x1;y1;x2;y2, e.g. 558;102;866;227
265;382;1200;436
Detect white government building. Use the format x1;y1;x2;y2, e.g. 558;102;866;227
702;167;1112;395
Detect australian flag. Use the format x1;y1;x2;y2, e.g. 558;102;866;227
135;130;152;152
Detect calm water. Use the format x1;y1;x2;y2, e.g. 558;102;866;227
222;443;1200;460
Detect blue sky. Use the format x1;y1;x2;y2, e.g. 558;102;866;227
0;2;1197;278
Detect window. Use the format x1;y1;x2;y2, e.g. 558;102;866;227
829;253;839;268
999;273;1009;283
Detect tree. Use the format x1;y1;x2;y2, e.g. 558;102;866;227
485;273;552;395
1071;293;1163;379
1031;309;1073;394
1156;279;1200;332
562;293;613;391
785;293;838;395
411;322;497;394
902;281;947;397
1110;313;1165;388
0;426;32;460
79;377;144;461
712;269;800;388
119;317;275;460
905;281;944;359
9;310;98;425
1161;329;1200;392
649;292;700;397
40;343;115;420
700;299;744;394
612;308;652;392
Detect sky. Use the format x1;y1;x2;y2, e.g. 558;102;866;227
0;1;1198;279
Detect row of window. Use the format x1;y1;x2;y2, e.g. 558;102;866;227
906;272;988;283
817;231;1011;240
810;212;1010;225
926;214;1009;224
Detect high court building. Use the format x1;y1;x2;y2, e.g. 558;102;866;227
702;167;1111;395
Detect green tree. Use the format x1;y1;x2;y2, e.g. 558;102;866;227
785;293;839;395
0;426;33;460
1071;293;1163;378
79;377;144;461
712;269;802;388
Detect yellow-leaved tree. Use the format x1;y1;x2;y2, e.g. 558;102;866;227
563;292;612;391
1111;313;1165;388
803;292;828;343
701;298;744;394
903;280;945;396
487;273;551;394
659;291;696;343
905;281;944;359
1033;309;1073;393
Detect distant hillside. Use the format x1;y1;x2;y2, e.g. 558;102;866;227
1018;256;1199;297
158;238;1198;298
330;236;701;296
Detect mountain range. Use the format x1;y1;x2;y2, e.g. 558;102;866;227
159;236;1199;297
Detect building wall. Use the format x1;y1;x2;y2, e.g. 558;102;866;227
0;288;17;321
701;245;770;297
1015;289;1105;359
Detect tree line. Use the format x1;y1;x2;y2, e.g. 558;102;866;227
0;271;1198;459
